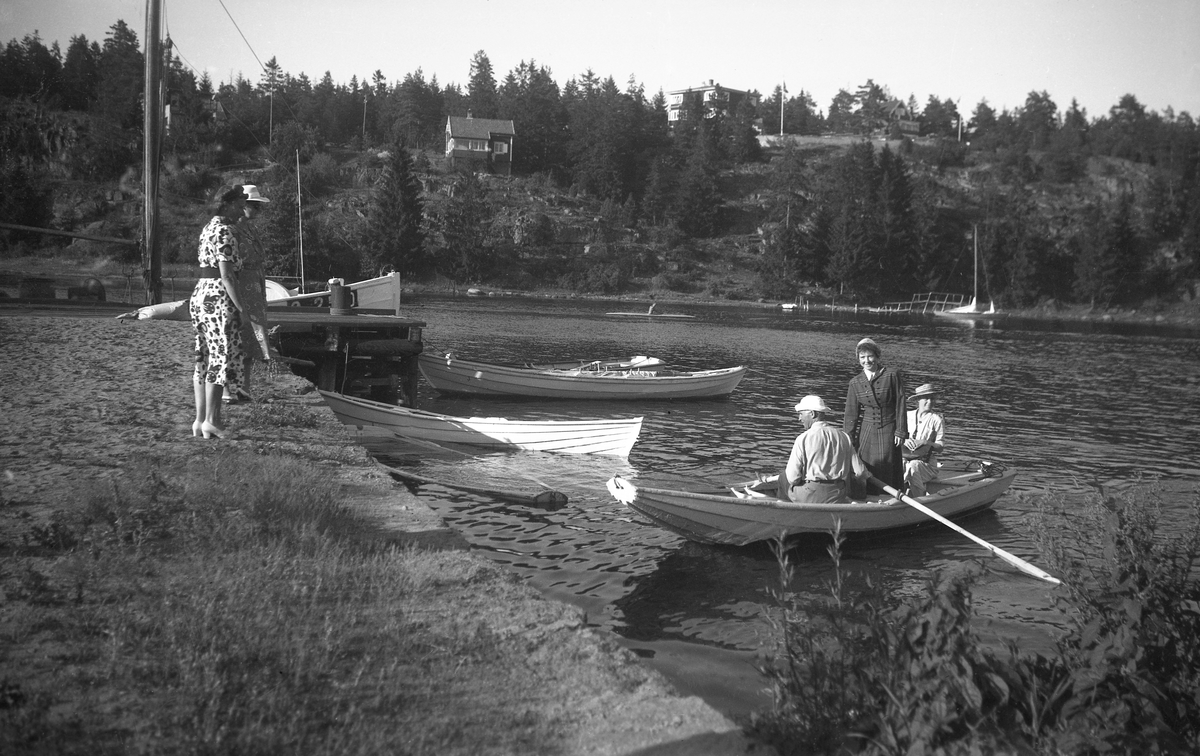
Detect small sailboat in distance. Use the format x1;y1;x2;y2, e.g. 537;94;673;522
934;224;1006;321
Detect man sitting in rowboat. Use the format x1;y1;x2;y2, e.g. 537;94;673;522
781;395;869;503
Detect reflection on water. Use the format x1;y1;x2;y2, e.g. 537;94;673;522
365;295;1200;717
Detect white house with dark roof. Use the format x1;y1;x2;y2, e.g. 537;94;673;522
666;80;759;126
444;114;516;175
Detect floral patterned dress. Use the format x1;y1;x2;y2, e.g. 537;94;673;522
189;216;244;389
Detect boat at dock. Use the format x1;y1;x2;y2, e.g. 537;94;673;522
116;272;404;321
319;390;643;456
934;225;1006;321
417;353;746;400
605;465;1017;546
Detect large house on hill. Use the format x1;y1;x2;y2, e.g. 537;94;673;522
444;114;516;175
884;99;921;136
666;80;760;127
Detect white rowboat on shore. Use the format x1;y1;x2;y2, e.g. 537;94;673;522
319;390;643;456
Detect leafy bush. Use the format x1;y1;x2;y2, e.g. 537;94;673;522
161;165;216;202
1029;483;1200;754
299;152;341;196
749;528;1024;755
649;272;694;293
0;162;53;249
63;116;137;181
751;483;1200;755
268;121;319;166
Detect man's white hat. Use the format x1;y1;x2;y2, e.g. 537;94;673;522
795;395;832;414
242;184;270;203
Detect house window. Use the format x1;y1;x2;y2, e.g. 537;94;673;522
493;142;508;155
470;139;488;151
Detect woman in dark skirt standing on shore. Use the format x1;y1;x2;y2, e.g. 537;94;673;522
189;185;246;439
843;337;908;490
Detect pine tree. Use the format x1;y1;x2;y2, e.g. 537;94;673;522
672;142;721;238
497;60;565;176
467;50;498;118
1073;195;1142;306
876;146;918;297
365;141;427;279
95;20;142;128
61;35;100;111
431;172;493;286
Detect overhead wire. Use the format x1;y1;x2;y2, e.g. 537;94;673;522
161;0;318;169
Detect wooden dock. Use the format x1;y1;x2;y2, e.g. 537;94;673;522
268;307;425;405
875;292;968;314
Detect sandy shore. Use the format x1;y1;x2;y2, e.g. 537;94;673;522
0;312;771;755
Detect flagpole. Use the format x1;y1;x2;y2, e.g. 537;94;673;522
779;83;785;136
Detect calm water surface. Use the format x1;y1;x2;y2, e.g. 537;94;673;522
361;295;1200;717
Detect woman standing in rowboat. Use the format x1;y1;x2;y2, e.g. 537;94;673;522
843;337;908;491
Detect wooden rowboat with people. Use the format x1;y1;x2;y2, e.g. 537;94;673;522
606;463;1017;547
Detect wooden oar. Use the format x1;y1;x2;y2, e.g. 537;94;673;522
387;469;568;510
868;475;1061;585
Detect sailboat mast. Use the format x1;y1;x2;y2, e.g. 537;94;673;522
972;223;979;306
143;0;163;304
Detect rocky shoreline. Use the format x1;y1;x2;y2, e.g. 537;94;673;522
0;312;770;755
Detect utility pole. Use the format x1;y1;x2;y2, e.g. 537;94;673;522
143;0;164;304
779;82;786;136
296;150;305;291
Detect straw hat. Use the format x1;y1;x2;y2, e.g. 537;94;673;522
795;395;832;414
909;383;938;401
242;184;270;203
856;337;880;357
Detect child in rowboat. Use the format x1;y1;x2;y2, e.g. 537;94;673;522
903;383;945;496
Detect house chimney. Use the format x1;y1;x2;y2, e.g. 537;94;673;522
708;79;714;87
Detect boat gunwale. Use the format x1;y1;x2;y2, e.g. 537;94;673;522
420;354;745;381
317;390;643;427
610;469;1017;515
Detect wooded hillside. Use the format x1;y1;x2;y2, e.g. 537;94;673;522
2;25;1198;309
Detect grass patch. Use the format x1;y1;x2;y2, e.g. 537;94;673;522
0;450;599;755
749;481;1200;755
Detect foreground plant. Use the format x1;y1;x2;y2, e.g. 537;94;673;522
749;524;1024;755
750;480;1200;755
1030;482;1200;754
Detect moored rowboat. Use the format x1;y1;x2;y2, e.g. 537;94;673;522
418;353;746;400
605;466;1017;545
319;390;642;456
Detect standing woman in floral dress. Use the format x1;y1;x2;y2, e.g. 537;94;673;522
189;185;246;438
843;337;908;491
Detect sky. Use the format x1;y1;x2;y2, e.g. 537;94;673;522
4;0;1199;120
